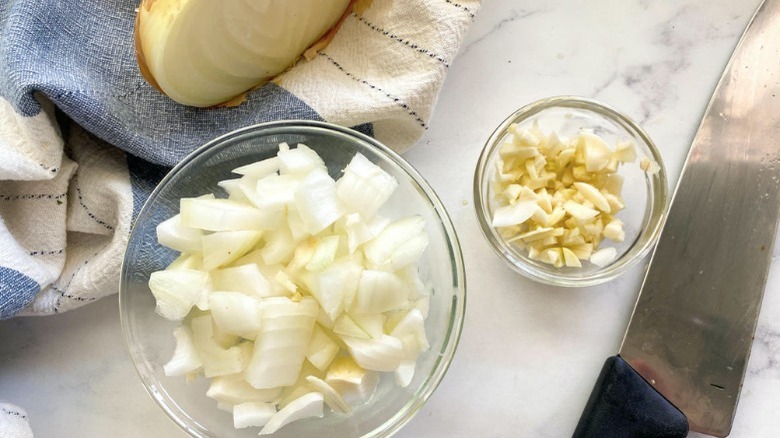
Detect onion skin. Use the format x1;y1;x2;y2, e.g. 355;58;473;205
134;2;163;95
134;0;372;108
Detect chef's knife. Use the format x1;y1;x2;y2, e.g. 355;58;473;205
574;1;780;437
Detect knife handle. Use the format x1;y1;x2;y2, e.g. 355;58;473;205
573;356;688;438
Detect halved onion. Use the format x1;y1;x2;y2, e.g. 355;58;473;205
135;0;358;107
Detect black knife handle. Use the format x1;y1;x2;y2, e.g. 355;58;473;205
573;356;689;438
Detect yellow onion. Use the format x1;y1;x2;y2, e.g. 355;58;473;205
135;0;362;107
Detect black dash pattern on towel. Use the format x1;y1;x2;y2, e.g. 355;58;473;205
51;284;98;304
74;174;114;231
355;14;450;67
1;408;27;420
52;251;100;312
319;52;428;129
0;193;67;201
444;0;476;19
28;249;65;256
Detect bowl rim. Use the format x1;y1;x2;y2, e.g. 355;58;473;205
119;119;467;438
472;95;669;287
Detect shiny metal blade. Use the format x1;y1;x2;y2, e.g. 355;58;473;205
618;1;780;436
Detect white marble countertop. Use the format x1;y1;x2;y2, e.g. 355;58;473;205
2;0;779;436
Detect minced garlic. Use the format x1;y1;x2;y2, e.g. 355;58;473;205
639;156;661;174
490;123;639;268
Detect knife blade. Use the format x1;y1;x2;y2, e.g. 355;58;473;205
574;0;780;437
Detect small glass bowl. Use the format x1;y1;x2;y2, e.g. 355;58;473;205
473;96;668;287
120;120;466;437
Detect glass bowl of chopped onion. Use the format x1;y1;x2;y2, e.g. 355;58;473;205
474;96;668;287
119;120;466;437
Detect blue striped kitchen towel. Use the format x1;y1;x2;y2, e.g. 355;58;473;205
0;0;481;320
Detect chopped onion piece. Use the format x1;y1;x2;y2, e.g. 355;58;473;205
233;402;276;429
163;325;203;376
316;307;336;330
389;308;429;352
325;356;379;405
333;314;371;340
306;325;339;372
210;264;271;298
350;313;385;340
287;239;316;274
237;175;259;203
148;269;209;321
336;153;398;219
414;296;431;319
230;251;291;297
305;235;340;272
341;335;404;372
156;214;203;252
207;374;282;404
305;376;351;414
259;392;324;435
190;315;247;378
294;168;344;234
209;292;263;340
260;227;297;265
303;258;361;322
286;207;309;241
394;359;416;388
396;265;429;301
180;198;275;231
254;174;299;210
217;179;251;203
385;232;429;271
363;216;428;270
166;252;203;271
212;324;241;349
342;213;373;253
232;157;280;179
355;270;409;314
245;298;318;389
202;230;263;270
277;365;320;409
278;144;325;176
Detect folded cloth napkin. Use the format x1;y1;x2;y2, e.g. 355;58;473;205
0;0;481;320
